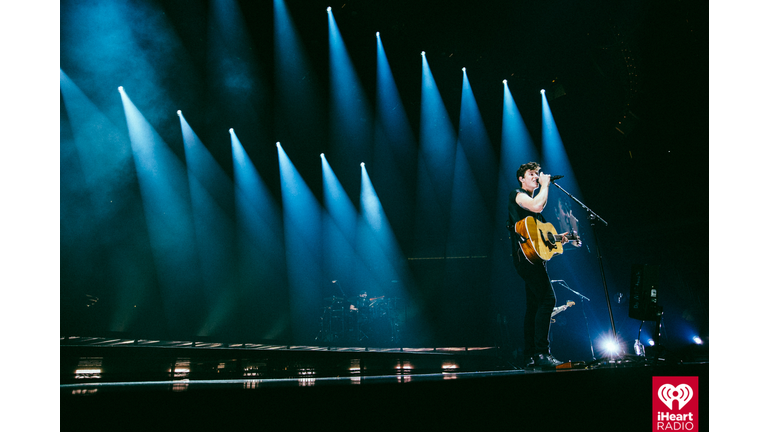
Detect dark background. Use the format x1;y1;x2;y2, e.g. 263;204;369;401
59;0;708;360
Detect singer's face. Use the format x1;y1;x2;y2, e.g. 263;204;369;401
520;169;540;191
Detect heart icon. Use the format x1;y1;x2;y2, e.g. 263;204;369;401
658;384;694;410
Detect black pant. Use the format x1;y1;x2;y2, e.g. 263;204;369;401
513;246;556;357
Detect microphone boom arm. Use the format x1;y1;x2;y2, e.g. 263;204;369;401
551;182;607;226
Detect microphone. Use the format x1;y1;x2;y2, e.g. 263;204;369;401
550;175;564;180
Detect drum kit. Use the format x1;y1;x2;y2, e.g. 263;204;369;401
315;292;403;345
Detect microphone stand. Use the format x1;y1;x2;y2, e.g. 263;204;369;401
552;280;595;361
551;181;629;365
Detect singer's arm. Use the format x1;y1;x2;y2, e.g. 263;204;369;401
516;174;550;213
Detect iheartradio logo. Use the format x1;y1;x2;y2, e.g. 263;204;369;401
658;384;694;410
653;377;698;431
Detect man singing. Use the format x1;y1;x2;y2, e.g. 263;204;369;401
508;162;576;369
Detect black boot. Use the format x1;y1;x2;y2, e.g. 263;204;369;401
533;353;563;369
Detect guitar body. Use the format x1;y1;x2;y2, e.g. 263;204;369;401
515;216;566;264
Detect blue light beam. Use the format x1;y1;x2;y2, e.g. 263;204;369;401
501;80;538;187
359;165;411;302
328;9;373;189
231;130;289;340
373;34;417;239
206;0;267;136
321;155;373;297
413;53;457;256
273;0;325;147
179;113;238;337
541;91;579;198
359;164;428;344
489;81;541;321
61;70;151;333
119;88;205;337
448;69;496;256
277;142;323;343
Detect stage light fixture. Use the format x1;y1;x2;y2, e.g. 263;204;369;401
276;141;281;147
540;89;546;94
600;338;620;355
229;128;234;133
648;339;655;346
118;86;124;92
327;6;331;12
320;153;325;158
503;79;507;84
360;162;365;167
376;32;380;37
421;51;425;56
177;110;182;116
693;336;703;345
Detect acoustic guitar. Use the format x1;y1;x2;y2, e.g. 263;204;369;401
515;216;580;264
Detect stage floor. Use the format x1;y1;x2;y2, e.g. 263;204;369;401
60;336;708;430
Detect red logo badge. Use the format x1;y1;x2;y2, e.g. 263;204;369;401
653;376;699;431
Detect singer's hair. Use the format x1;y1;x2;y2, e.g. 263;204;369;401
516;162;541;185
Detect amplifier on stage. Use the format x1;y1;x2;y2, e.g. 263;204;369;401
629;264;659;321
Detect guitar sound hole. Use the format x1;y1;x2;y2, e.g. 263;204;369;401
543;230;557;250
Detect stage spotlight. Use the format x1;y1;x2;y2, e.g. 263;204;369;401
320;153;325;158
540;89;546;94
276;141;281;148
600;338;621;355
360;162;365;167
648;339;655;346
693;336;703;345
503;79;507;84
462;67;466;72
327;6;331;12
177;110;182;116
376;31;380;37
118;86;124;92
229;128;234;133
421;51;425;56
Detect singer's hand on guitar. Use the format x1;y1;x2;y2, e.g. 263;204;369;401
560;231;582;247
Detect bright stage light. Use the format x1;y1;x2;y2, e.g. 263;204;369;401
376;31;380;37
177;110;182;116
118;86;124;92
599;337;621;355
229;128;234;133
320;153;325;158
540;89;546;94
462;67;466;72
503;79;507;84
276;141;281;147
648;339;655;346
360;162;365;167
693;336;703;345
327;6;331;12
421;51;425;56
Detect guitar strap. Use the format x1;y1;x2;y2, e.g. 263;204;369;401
507;217;529;245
